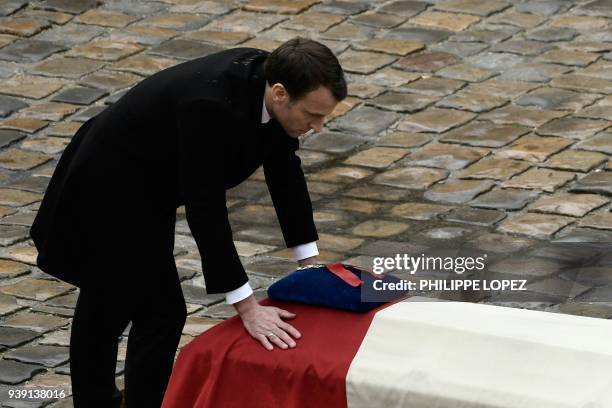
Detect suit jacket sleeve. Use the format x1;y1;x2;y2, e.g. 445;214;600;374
176;99;247;294
263;135;319;248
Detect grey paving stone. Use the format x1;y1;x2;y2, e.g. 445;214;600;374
53;363;70;375
235;226;285;246
422;226;472;240
302;130;366;153
396;52;458;73
554;227;612;243
104;90;128;105
0;129;26;148
4;345;69;368
431;41;488;57
526;27;579;42
537;117;610;140
490;40;554;56
29;305;74;318
577;0;612;17
466;232;535;253
227;180;267;200
33;0;97;14
379;1;428;16
148;39;222;60
481;104;567;127
451;29;513;43
424;179;495;204
34;23;105;47
177;267;197;281
515;88;598;111
445;207;506;226
0;40;66;64
562;266;612;286
488;256;563;277
51;87;108;105
434;0;511;16
0;225;30;247
330;106;399;137
498;63;570;82
0;96;28;119
467;52;526;71
2;310;69;333
0;359;45;385
244;257;296;278
0;328;40;348
180;283;224;306
583;29;612;43
471;188;538;210
382;27;451;45
38;330;70;347
569;172;612;196
527;243;605;264
368;91;437;112
102;0;168;15
436;90;508;113
440;121;529;147
6;176;50;193
515;0;567;16
575;286;612;302
351;12;407;29
0;0;28;16
407;143;487;170
312;1;371;15
525;278;590;300
402;77;464;97
0;293;26;318
322;22;376;41
0;62;18;79
72;105;107;122
575;132;612;154
0;212;36;227
29;57;105;79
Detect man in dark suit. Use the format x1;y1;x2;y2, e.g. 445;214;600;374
30;37;347;407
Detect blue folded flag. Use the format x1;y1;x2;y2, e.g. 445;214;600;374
267;263;409;313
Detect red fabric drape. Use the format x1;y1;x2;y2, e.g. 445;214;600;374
162;298;389;408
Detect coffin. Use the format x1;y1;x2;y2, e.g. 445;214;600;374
162;297;612;408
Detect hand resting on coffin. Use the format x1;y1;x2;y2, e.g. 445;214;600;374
232;256;319;351
234;295;301;351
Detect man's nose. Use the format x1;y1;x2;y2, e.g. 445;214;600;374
310;119;324;133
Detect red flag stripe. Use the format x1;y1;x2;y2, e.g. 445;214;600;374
162;298;392;408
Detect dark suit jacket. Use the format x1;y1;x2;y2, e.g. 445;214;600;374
30;48;318;293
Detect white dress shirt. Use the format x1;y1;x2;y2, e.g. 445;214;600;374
224;97;319;304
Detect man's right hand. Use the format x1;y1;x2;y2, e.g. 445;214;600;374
233;295;301;351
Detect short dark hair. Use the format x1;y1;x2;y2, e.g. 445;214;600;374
264;37;347;102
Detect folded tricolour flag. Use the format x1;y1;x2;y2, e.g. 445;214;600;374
162;298;612;408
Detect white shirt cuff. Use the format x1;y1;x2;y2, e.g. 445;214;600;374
291;241;319;262
225;282;253;304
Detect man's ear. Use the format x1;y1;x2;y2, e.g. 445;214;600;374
271;83;288;103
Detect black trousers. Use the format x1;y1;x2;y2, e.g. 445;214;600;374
69;261;187;407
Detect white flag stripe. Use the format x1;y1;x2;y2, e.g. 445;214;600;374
346;299;612;408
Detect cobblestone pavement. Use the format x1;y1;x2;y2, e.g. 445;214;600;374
2;0;612;405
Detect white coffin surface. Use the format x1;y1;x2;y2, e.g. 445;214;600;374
346;300;612;408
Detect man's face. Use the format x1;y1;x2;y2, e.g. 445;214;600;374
268;84;339;138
